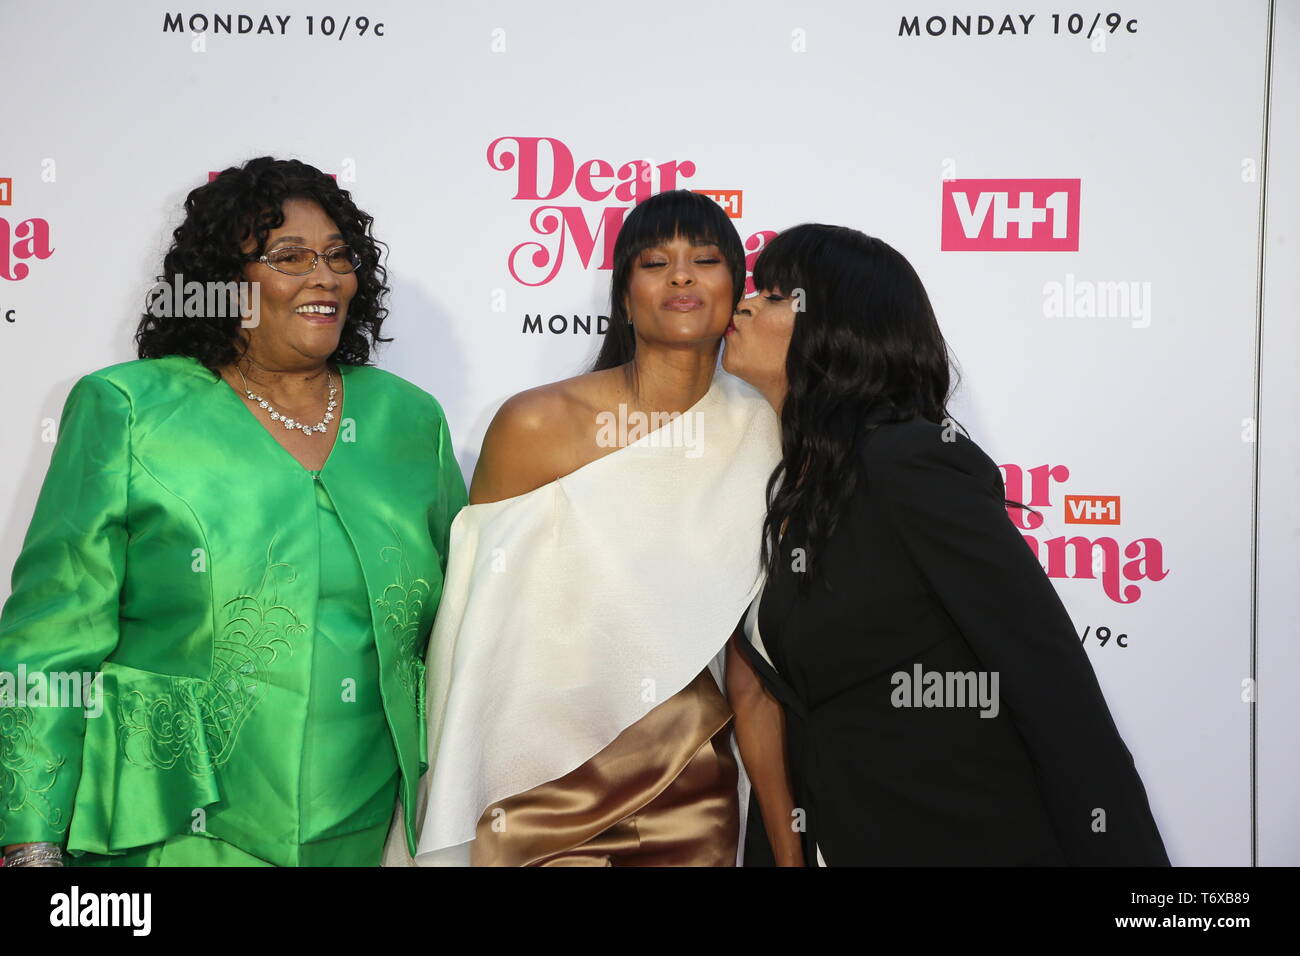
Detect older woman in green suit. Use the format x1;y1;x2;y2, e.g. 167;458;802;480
0;157;467;867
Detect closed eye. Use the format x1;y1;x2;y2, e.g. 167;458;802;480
640;258;721;267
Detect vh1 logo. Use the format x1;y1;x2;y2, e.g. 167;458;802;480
941;178;1080;251
693;189;743;218
1064;494;1120;525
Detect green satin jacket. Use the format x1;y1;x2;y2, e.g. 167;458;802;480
0;354;467;861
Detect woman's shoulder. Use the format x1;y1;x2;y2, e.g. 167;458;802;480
341;363;450;416
471;371;611;504
496;371;602;429
858;415;1000;489
711;368;778;424
81;354;210;391
60;356;212;419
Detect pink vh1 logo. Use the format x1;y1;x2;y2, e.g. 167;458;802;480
941;178;1080;251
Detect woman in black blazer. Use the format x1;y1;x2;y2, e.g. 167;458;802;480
720;224;1169;866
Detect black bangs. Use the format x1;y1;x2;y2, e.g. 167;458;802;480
589;189;746;373
752;225;820;297
617;189;728;256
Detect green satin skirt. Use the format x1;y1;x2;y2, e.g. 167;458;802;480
70;816;392;867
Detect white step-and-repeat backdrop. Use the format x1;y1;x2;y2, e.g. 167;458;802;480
2;0;1296;865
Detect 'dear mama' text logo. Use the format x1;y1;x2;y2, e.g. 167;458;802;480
489;136;699;287
0;178;55;281
1000;463;1166;604
489;136;767;289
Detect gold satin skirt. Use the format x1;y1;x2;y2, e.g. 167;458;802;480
471;668;739;866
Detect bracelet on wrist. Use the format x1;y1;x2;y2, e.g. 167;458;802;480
4;842;65;867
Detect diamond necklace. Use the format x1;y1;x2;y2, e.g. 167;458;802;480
235;363;337;436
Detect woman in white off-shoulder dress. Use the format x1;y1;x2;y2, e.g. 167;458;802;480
385;189;780;867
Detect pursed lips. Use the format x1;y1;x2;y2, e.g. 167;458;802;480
663;295;703;311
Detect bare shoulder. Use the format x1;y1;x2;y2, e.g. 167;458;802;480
469;369;619;504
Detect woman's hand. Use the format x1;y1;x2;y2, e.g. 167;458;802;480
726;628;807;867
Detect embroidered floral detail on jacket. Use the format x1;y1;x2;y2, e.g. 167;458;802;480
118;540;306;775
0;705;66;840
374;529;432;717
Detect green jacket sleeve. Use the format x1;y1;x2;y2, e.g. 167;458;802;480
429;395;467;577
0;375;131;846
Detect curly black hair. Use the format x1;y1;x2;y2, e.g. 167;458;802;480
135;156;391;370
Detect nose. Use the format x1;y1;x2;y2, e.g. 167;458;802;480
669;257;695;287
308;255;340;286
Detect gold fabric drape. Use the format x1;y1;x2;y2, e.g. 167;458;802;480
471;668;738;866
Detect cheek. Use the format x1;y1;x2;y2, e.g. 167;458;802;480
624;273;656;314
707;270;734;306
260;276;299;310
759;317;794;366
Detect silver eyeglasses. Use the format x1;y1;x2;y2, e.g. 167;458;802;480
252;244;361;276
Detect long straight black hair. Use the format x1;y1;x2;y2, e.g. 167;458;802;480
754;225;958;592
589;189;746;373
